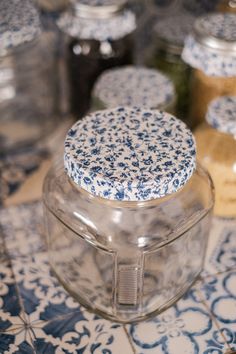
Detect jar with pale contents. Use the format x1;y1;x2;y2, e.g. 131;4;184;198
182;13;236;127
43;106;214;323
195;96;236;217
57;0;136;119
0;0;58;153
92;65;176;113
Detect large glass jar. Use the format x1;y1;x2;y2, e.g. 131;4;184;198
92;65;176;113
0;0;58;153
146;13;194;126
182;13;236;127
43;107;214;323
57;0;136;119
195;96;236;217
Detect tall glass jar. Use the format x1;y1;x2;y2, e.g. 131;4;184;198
57;0;136;119
92;66;176;113
0;0;58;153
43;107;214;323
182;13;236;127
146;13;194;126
195;96;236;217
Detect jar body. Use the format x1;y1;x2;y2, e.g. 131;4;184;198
148;48;191;126
43;162;214;322
190;69;236;127
195;123;236;217
0;36;58;153
66;34;134;119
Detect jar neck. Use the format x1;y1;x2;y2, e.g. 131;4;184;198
72;2;126;19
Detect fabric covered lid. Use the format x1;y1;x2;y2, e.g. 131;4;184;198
0;0;41;57
64;107;196;202
206;96;236;137
93;66;175;109
57;7;135;41
182;13;236;77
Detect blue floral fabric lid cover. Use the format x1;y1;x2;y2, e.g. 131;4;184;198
93;66;175;109
206;96;236;137
64;107;196;201
182;14;236;77
0;0;41;57
57;0;135;41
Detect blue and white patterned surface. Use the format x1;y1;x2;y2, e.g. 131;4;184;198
93;66;175;110
64;107;196;201
57;8;136;41
206;96;236;137
1;202;236;353
0;0;41;56
182;14;236;77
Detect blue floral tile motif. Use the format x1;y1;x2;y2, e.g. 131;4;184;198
182;13;236;77
206;96;236;137
0;202;46;257
0;0;41;56
65;107;196;201
57;7;136;41
206;220;236;274
93;66;175;110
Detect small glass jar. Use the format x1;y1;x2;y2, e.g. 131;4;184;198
57;0;136;119
146;13;193;125
195;96;236;218
43;107;214;323
182;13;236;127
92;65;176;113
0;0;58;153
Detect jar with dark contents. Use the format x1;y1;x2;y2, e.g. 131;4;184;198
57;0;136;119
146;13;194;126
182;13;236;127
195;96;236;217
92;65;176;113
0;0;58;153
43;106;214;323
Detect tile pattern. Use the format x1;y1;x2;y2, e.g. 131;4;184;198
0;202;236;353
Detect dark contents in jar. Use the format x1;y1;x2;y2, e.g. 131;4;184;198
67;35;133;119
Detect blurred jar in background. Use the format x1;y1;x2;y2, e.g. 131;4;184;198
182;13;236;128
146;13;194;126
57;0;136;119
36;0;70;13
195;96;236;217
0;0;58;153
217;0;236;12
92;65;176;113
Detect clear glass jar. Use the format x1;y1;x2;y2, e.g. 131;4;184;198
57;0;136;119
182;13;236;127
92;65;176;113
43;107;214;323
0;0;58;153
146;13;193;126
195;96;236;217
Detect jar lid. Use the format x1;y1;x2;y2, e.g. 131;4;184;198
72;0;127;19
0;0;41;57
57;8;136;41
93;66;175;110
64;107;196;202
206;96;236;137
182;13;236;77
154;13;195;55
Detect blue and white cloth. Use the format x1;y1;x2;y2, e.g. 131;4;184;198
64;107;196;201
